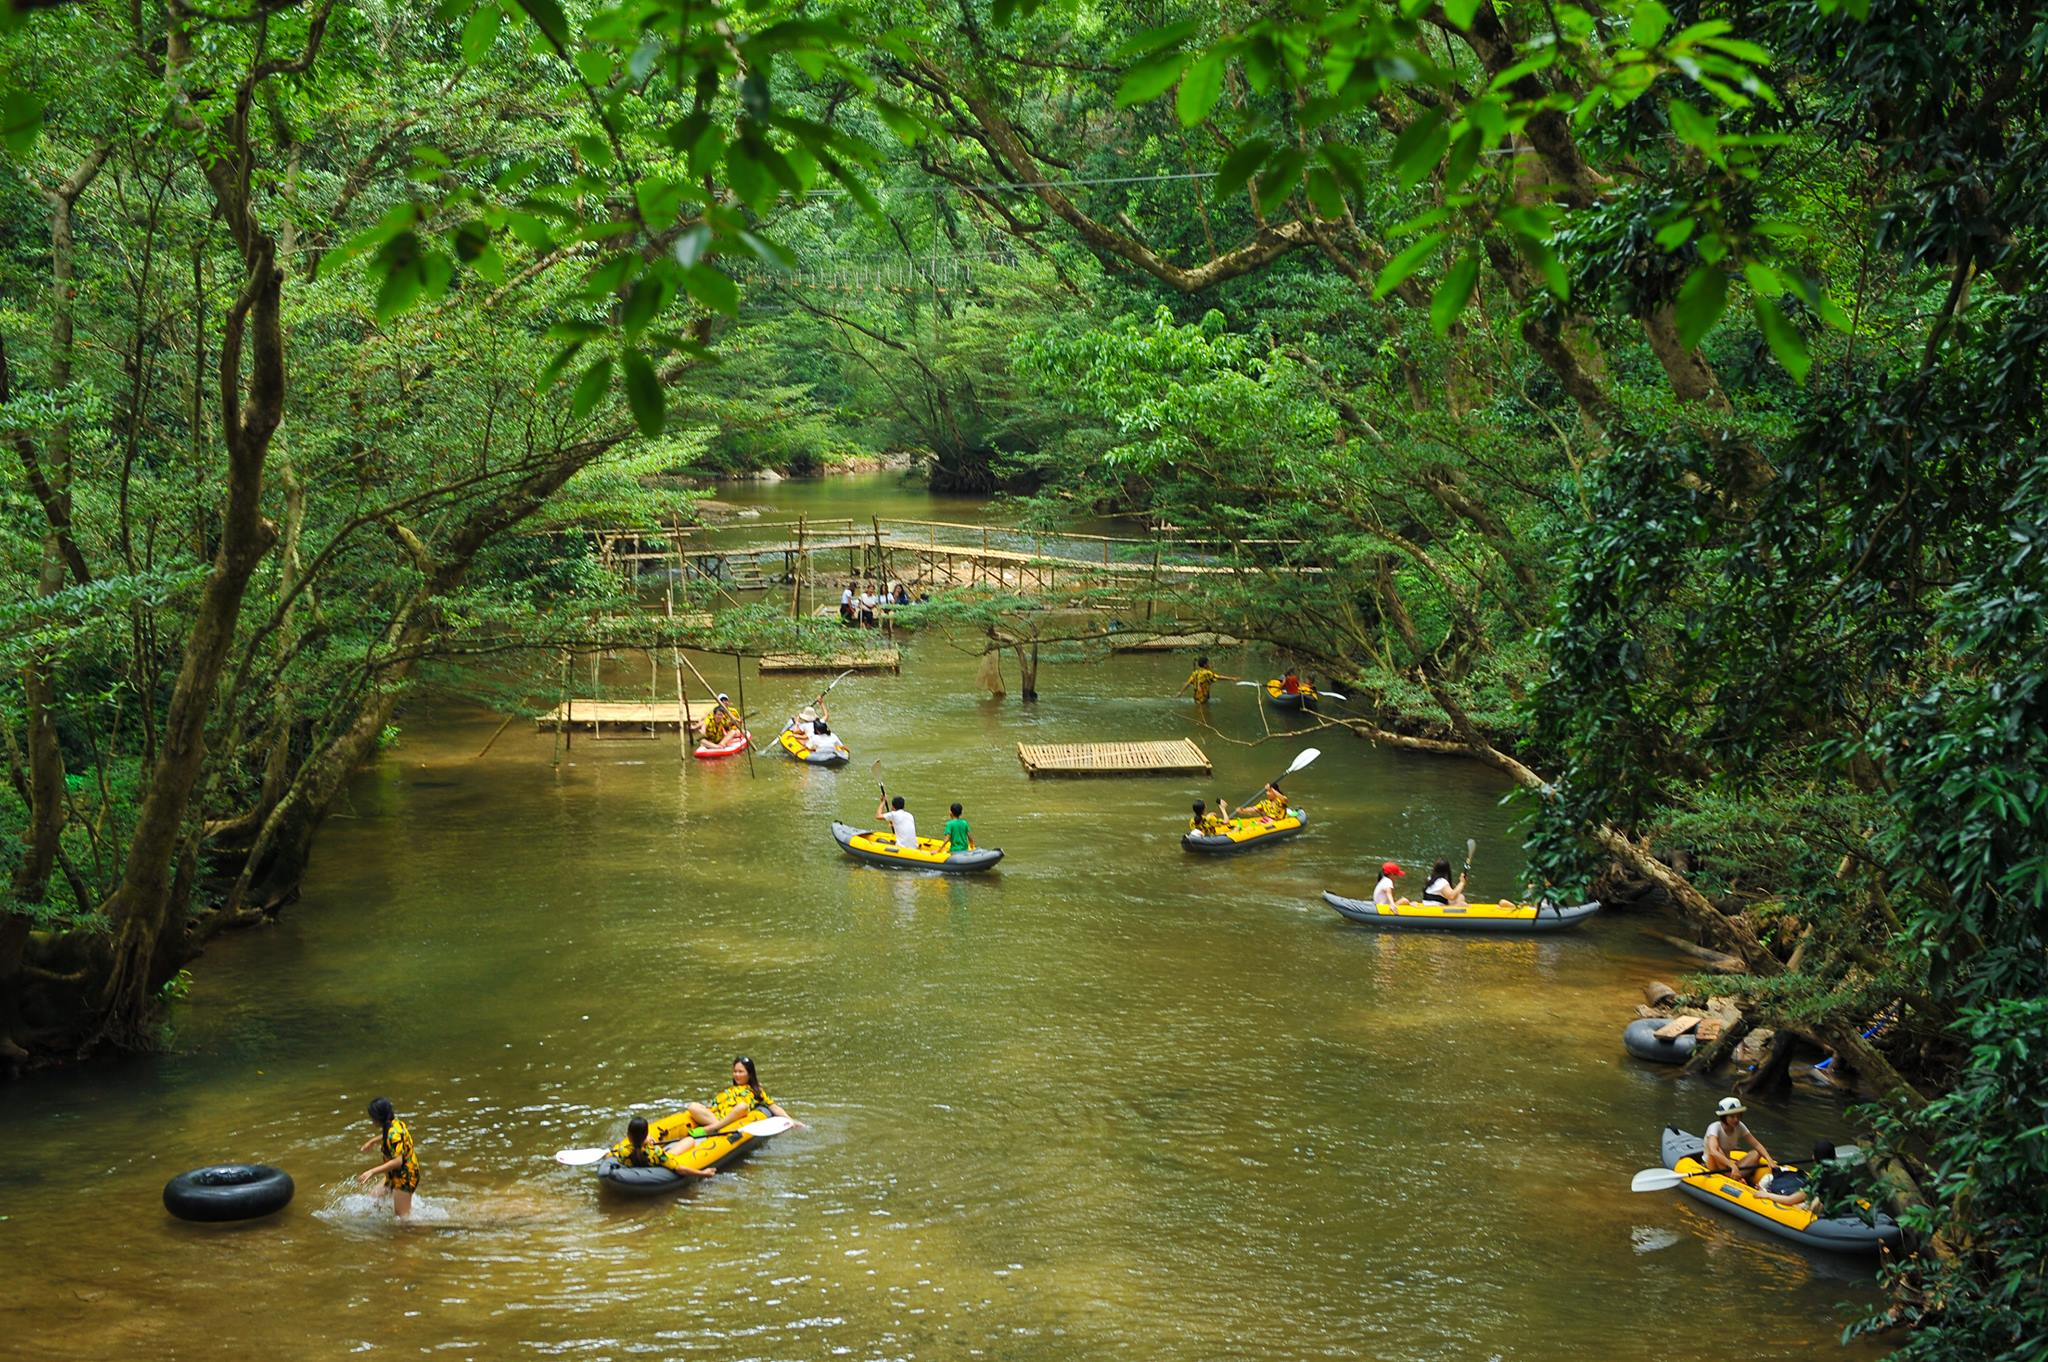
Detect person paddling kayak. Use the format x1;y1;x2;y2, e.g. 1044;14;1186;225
877;794;917;849
357;1096;420;1217
1422;858;1469;906
676;1057;805;1137
1704;1096;1777;1186
703;693;741;744
1248;783;1289;820
611;1115;714;1179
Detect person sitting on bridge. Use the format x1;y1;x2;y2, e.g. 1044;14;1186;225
839;582;857;625
893;581;912;606
858;584;879;627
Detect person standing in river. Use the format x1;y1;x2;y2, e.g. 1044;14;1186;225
358;1096;420;1217
1176;656;1237;704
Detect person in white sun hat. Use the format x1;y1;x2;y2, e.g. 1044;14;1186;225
1703;1095;1777;1186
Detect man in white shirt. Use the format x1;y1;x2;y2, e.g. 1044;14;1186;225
877;794;917;849
1373;860;1406;906
858;585;879;627
1703;1096;1775;1185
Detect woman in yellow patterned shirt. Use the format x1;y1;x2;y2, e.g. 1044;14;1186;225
357;1096;421;1217
678;1057;805;1137
609;1116;715;1178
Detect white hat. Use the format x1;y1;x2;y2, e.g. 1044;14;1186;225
716;693;730;703
1715;1097;1746;1117
798;707;818;722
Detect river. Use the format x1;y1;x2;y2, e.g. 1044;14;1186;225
2;474;1884;1360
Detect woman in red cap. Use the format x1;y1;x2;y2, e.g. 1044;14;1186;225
1373;861;1407;906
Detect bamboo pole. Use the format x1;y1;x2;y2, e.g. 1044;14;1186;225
591;652;601;741
667;582;689;761
556;651;570;760
791;513;806;616
736;653;756;777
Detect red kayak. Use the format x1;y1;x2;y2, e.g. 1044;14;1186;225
692;731;751;760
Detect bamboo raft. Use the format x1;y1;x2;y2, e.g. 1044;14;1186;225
1016;739;1211;777
1106;631;1242;652
535;701;704;733
759;649;901;674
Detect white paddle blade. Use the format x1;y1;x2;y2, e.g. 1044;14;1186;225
1286;747;1322;774
1630;1168;1689;1192
1317;690;1348;701
741;1116;796;1138
554;1147;611;1167
1234;680;1262;686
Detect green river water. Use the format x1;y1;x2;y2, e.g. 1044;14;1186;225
3;475;1885;1361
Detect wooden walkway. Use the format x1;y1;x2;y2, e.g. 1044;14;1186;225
536;701;703;733
1016;739;1211;777
760;649;901;674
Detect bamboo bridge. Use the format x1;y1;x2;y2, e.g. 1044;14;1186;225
577;516;1310;600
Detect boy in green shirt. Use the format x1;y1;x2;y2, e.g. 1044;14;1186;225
944;802;973;852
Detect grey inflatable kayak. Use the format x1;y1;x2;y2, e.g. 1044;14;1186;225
831;821;1003;873
1660;1126;1902;1253
1625;1017;1697;1063
1322;892;1600;932
595;1118;792;1196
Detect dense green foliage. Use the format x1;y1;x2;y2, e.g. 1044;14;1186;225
4;1;2045;1354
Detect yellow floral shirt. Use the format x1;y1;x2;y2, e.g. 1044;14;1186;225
1186;667;1220;702
710;1084;775;1120
608;1136;689;1171
382;1118;419;1183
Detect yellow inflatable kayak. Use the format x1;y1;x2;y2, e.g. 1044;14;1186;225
1322;892;1600;932
830;820;1003;872
595;1110;791;1194
1264;679;1318;710
1183;810;1307;853
1660;1127;1901;1253
777;725;849;766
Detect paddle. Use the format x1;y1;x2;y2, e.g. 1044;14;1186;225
554;1116;796;1166
872;757;886;800
1238;746;1321;811
1631;1145;1862;1192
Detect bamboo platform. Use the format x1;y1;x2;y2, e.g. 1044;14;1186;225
759;649;901;674
1106;631;1242;652
535;701;704;733
1016;739;1211;777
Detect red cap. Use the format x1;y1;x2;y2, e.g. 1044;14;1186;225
1381;862;1404;876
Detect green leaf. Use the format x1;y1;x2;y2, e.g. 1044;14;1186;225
1442;0;1482;29
622;349;664;436
571;356;613;420
537;341;583;390
1374;231;1446;299
1742;260;1785;297
672;223;712;269
1117;49;1190;108
1177;51;1226;127
374;254;424;322
620;278;670;333
1653;217;1696;250
0;90;42;158
511;0;570;49
573;47;610;89
1630;0;1672;48
1256;147;1306;217
1443;127;1481;190
1217;137;1274;190
1753;295;1810;382
1389;206;1452;239
1667;98;1721;162
1516;237;1570;299
1431;253;1480;336
1389;112;1448;191
681;265;739;317
461;2;502;63
1673;264;1728;349
874;99;925;146
1305;166;1346;221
